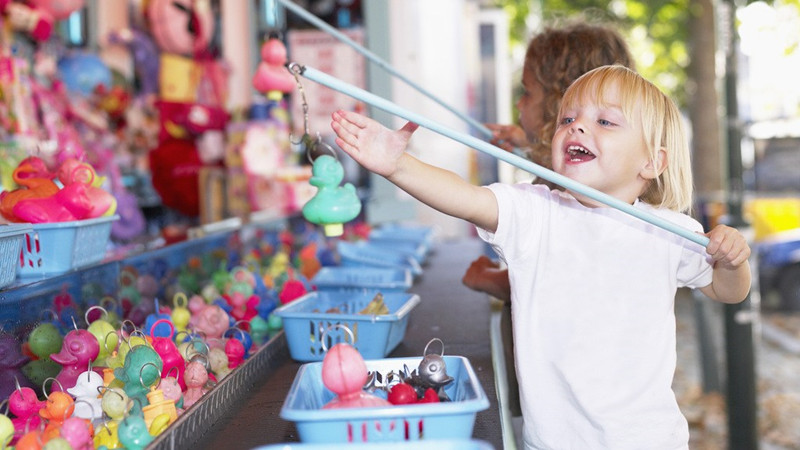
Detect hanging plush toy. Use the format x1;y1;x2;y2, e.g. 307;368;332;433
27;0;84;21
147;0;215;56
1;1;54;42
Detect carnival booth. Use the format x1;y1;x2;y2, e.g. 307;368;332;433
0;1;509;448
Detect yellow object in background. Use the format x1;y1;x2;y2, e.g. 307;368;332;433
746;198;800;241
159;54;201;103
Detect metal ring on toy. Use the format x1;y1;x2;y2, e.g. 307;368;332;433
85;305;108;326
319;323;355;352
139;362;162;390
423;337;445;357
41;377;65;399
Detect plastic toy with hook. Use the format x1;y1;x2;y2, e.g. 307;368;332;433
292;62;712;248
7;377;44;446
0;399;12;449
288;62;362;237
319;324;390;409
138;362;178;432
117;398;154;450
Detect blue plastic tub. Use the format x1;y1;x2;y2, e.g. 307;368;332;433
253;439;494;449
336;241;423;277
17;216;118;278
0;224;32;288
311;266;412;293
280;355;489;443
369;223;434;248
366;239;428;265
274;291;421;361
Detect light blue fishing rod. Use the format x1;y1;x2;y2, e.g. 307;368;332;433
274;0;492;138
289;63;711;248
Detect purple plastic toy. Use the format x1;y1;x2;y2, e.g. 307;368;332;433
49;329;99;392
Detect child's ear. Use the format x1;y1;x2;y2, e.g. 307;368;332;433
641;148;667;180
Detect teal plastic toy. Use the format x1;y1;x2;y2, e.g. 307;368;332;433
301;154;361;237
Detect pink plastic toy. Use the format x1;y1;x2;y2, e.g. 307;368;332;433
252;37;295;101
8;385;44;445
224;337;244;370
182;359;209;409
189;304;229;349
149;319;186;391
59;416;93;450
49;329;100;391
321;335;390;409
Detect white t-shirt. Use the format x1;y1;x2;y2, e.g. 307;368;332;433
477;183;713;450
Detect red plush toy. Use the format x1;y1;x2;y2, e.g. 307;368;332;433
148;138;203;216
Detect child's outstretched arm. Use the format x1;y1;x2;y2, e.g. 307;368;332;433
331;110;499;232
698;224;752;304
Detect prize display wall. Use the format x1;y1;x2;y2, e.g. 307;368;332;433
0;1;503;448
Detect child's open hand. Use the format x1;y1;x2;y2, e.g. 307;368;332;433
331;109;419;178
486;124;527;152
704;224;751;270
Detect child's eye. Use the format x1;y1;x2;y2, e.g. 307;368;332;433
598;119;614;126
560;117;574;125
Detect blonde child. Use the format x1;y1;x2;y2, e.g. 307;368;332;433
463;21;636;302
331;65;750;449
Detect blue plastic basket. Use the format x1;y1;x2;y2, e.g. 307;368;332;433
369;224;434;247
336;241;423;277
0;224;32;288
311;266;412;293
366;239;428;264
18;216;118;278
274;291;420;361
280;356;489;443
253;439;495;450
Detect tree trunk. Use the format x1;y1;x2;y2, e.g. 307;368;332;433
687;0;723;203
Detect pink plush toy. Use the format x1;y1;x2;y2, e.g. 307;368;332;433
28;0;85;21
2;1;53;41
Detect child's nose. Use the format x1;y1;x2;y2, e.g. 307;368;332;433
568;123;585;134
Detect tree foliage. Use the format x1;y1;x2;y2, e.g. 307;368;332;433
495;0;692;107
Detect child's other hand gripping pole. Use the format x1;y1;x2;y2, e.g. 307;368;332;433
700;224;752;304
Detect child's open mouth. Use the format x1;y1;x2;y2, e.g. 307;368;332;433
567;145;595;162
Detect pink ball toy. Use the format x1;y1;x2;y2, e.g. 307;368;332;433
321;343;390;409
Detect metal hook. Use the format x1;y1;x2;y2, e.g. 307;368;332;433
423;337;445;357
286;62;338;163
320;323;355;352
41;377;64;398
139;362;162;390
85;305;108;325
103;330;118;353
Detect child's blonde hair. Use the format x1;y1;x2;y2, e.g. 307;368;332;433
559;65;693;212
